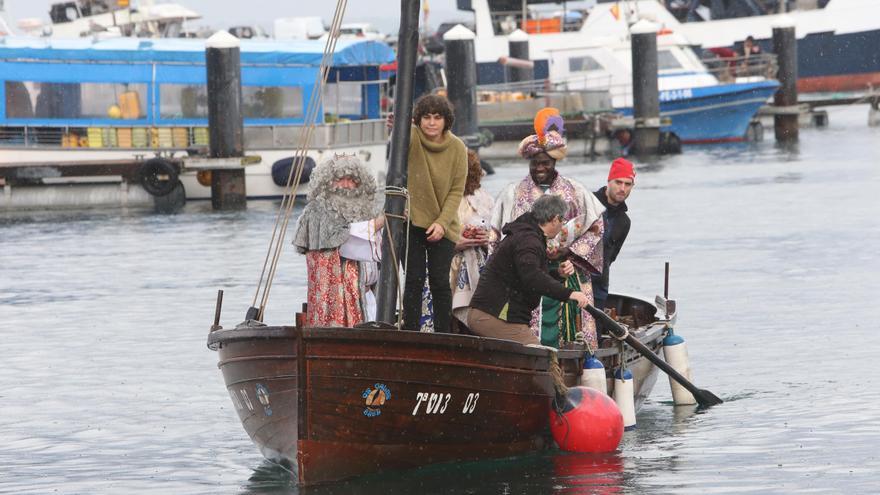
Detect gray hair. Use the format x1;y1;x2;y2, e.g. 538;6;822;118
531;194;568;224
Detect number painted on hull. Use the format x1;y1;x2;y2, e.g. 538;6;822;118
463;393;480;414
412;392;477;415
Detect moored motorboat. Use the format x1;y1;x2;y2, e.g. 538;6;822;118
459;0;780;143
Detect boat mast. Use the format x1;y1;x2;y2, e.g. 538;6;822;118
376;0;421;325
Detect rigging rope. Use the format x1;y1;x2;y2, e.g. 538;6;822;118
250;0;349;320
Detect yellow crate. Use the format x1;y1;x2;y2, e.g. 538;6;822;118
172;127;189;148
102;128;118;147
132;128;148;148
117;128;133;148
193;127;209;146
87;127;103;148
157;127;173;148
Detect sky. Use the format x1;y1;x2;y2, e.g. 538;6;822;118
3;0;471;35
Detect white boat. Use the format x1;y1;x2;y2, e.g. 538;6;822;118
16;0;201;39
657;0;880;93
0;37;394;209
461;0;779;143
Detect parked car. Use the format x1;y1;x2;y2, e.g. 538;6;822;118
325;22;387;41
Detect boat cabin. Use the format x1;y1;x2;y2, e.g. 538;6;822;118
0;37;394;150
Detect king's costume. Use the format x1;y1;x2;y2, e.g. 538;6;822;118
293;154;382;327
489;108;605;350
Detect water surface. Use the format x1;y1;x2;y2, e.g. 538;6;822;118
2;105;878;494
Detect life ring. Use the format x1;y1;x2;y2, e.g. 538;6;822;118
139;158;179;197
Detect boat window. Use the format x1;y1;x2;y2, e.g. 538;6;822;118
322;82;366;119
4;81;146;119
49;2;80;23
160;85;303;120
242;86;303;119
568;55;603;73
658;50;684;70
160;84;209;119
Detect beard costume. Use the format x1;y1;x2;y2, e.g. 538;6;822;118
292;154;382;327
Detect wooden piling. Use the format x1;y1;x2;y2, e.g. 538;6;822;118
630;20;660;156
443;24;479;138
206;31;247;210
772;18;799;143
507;29;532;83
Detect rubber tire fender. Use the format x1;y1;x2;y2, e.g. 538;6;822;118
139;158;179;197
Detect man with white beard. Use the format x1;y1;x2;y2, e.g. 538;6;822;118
293;154;384;327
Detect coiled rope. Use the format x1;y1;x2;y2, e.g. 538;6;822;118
380;186;411;330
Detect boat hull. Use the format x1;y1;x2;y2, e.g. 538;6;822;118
209;296;666;485
619;81;780;143
679;10;880;93
0;144;387;202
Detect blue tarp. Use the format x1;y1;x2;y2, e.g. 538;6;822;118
0;37;396;67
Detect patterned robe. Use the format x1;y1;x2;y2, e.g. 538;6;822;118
304;220;381;327
490;174;605;350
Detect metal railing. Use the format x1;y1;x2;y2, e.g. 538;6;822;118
700;52;778;82
0;120;389;150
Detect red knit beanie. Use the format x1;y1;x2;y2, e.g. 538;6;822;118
608;157;636;182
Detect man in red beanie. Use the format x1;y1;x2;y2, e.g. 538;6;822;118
591;157;635;310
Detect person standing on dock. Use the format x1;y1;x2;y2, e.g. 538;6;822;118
401;94;468;334
489;107;605;350
468;195;590;345
591;158;636;311
293;154;384;327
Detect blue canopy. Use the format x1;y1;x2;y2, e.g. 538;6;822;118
0;37;396;67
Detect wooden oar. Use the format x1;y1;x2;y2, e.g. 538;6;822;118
585;304;723;408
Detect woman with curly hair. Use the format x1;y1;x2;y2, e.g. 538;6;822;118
402;94;468;333
449;149;495;327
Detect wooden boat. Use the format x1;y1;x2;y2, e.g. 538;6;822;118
205;1;697;486
206;293;669;486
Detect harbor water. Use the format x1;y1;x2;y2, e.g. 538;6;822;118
1;105;878;494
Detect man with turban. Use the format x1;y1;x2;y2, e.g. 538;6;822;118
591;157;636;310
489;108;605;351
293;154;384;327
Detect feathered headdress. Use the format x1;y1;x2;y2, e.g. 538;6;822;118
517;107;567;160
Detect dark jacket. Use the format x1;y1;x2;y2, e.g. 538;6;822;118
470;212;573;324
592;186;631;292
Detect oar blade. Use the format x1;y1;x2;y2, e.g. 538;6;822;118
693;388;723;407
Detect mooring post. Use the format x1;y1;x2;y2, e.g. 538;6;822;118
868;97;880;127
630;20;660;156
443;24;479;139
206;31;246;210
772;17;799;143
507;29;532;83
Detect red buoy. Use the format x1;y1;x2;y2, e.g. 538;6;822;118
550;386;624;453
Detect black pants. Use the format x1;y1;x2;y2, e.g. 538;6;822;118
402;224;455;333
